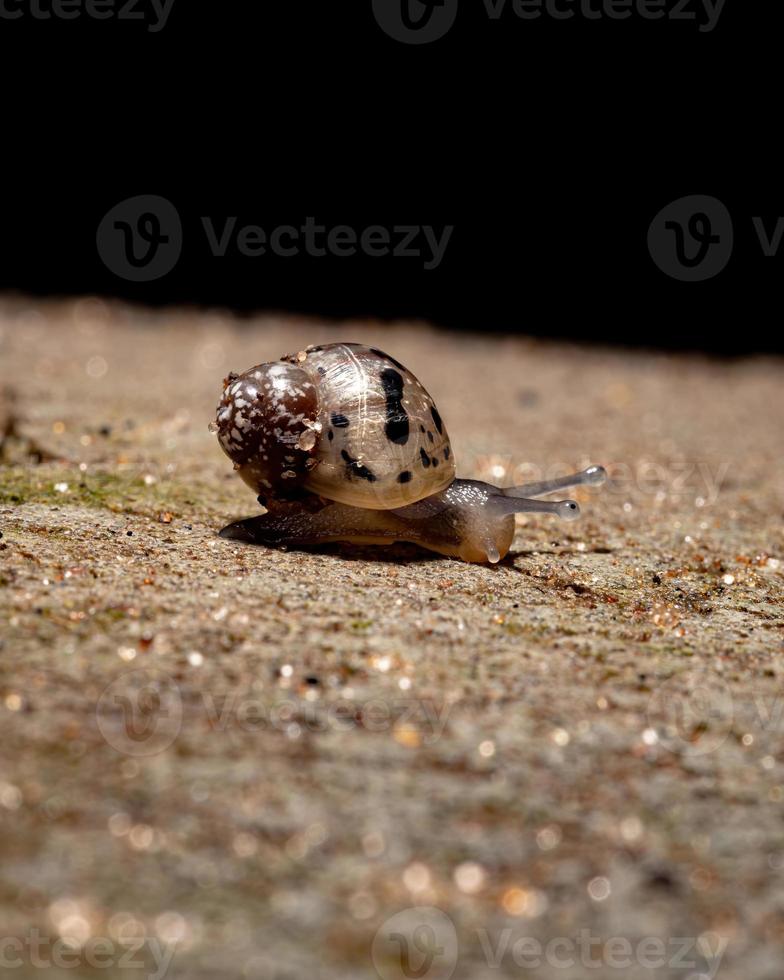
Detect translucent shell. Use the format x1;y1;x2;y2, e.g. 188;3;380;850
294;343;455;509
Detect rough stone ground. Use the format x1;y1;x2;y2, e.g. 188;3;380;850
1;297;783;980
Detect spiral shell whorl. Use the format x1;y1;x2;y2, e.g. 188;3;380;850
214;362;320;500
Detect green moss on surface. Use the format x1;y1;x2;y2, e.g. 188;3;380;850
0;466;238;520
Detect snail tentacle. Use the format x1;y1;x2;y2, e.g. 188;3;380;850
489;495;582;521
499;465;607;499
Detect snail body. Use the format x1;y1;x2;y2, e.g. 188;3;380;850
214;343;606;563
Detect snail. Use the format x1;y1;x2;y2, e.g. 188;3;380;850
212;343;606;563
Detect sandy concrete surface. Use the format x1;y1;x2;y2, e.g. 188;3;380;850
1;297;783;980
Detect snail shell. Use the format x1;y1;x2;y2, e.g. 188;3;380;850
215;343;455;509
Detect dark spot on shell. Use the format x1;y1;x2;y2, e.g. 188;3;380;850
317;366;326;376
430;405;443;435
370;347;407;372
432;458;439;467
444;446;450;459
327;430;334;441
331;413;350;428
427;431;434;443
420;425;425;433
380;368;409;445
419;448;431;468
341;449;377;483
397;470;412;484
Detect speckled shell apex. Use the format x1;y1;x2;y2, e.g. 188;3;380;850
215;343;455;508
214;362;319;499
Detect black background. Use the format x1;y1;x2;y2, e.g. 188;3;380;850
0;0;779;353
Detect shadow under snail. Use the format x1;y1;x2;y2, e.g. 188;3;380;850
212;343;606;563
